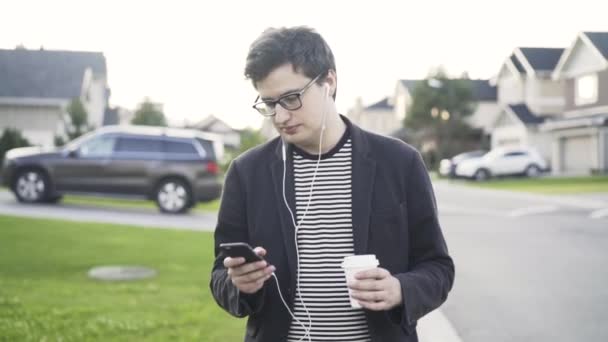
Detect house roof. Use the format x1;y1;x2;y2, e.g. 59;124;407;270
553;31;608;79
517;48;564;71
0;48;107;99
508;104;545;124
584;32;608;59
398;79;496;102
469;80;497;101
509;54;527;74
365;97;393;110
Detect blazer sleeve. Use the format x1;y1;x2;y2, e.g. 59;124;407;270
388;151;455;333
209;159;266;318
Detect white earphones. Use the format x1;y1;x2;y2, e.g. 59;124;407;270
274;80;332;342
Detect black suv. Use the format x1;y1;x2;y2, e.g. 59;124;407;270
1;126;223;213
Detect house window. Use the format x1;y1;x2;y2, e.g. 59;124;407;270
575;74;598;106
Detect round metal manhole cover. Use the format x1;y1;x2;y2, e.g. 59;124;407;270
87;266;157;281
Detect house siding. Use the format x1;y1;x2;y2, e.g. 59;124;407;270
0;105;65;146
498;75;524;104
358;109;399;136
564;69;608;114
525;78;565;115
465;101;500;134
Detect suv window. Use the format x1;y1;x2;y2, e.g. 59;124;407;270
115;137;163;153
504;151;527;157
196;138;216;160
79;135;116;157
165;140;198;155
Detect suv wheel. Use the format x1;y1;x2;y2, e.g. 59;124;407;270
155;179;192;214
14;169;49;203
473;168;490;181
525;164;541;178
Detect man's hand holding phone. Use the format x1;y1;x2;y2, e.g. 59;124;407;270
222;245;275;294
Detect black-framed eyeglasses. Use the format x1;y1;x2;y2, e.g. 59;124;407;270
252;73;323;116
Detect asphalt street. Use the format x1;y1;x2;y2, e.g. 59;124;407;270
433;180;608;342
1;182;607;341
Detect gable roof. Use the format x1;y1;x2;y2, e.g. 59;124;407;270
0;48;107;99
553;31;608;79
584;32;608;59
509;54;527;74
365;97;393;111
517;47;564;72
507;104;545;124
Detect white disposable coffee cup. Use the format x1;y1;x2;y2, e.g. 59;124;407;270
341;254;379;308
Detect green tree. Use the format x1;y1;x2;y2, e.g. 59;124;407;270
220;128;266;173
131;99;168;126
67;98;89;140
237;128;265;155
0;128;30;166
405;69;479;169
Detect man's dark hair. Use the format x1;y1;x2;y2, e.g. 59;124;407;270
245;26;337;99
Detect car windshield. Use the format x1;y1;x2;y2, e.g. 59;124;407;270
64;131;99;151
453;150;486;163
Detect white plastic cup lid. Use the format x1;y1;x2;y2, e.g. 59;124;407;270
341;254;379;268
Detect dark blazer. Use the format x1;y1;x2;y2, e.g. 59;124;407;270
210;117;455;341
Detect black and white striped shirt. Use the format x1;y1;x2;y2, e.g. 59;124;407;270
287;133;371;342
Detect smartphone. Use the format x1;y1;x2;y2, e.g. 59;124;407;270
219;242;263;263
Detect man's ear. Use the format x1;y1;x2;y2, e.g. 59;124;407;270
324;69;337;98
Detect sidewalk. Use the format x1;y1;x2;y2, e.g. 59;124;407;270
418;309;462;342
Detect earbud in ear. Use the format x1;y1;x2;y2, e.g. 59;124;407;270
324;84;330;97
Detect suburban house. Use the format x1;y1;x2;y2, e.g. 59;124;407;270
0;47;110;147
193;114;241;149
347;96;398;136
348;79;498;140
541;32;608;174
490;47;566;162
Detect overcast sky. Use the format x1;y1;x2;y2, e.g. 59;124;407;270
2;0;607;129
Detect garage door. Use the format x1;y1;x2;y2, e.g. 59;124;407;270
562;136;593;173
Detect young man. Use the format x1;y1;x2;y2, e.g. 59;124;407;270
210;26;454;342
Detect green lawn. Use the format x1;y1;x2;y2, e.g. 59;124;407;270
461;175;608;194
62;195;220;213
0;215;244;341
0;187;220;213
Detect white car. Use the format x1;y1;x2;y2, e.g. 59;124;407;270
439;150;487;178
454;147;548;181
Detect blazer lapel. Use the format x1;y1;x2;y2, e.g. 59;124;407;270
350;122;376;254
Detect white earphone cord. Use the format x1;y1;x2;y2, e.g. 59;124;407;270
276;84;330;342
